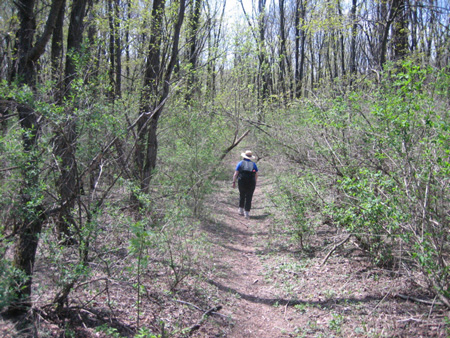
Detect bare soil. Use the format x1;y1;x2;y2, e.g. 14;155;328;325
1;159;449;337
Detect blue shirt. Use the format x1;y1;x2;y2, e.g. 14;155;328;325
236;159;258;172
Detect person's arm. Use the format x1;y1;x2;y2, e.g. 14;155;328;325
255;172;258;185
232;170;239;188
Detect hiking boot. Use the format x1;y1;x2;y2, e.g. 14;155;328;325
244;211;250;219
239;208;244;216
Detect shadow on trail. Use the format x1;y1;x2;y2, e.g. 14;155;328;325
201;219;253;238
249;214;270;220
207;279;382;310
220;244;256;254
200;219;270;240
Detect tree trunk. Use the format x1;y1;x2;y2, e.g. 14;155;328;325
205;0;225;102
107;0;122;99
349;0;357;75
295;0;306;98
114;0;122;98
185;0;202;104
125;0;131;84
380;0;398;68
51;0;66;103
9;0;64;314
54;0;88;243
258;0;269;109
11;103;43;314
279;0;288;100
392;0;408;60
134;0;186;195
108;0;116;99
14;0;37;85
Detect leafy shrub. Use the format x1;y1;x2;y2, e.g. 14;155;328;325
269;172;322;249
267;60;450;305
329;169;405;266
320;62;450;303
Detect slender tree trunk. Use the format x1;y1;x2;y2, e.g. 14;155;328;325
393;0;408;60
51;0;66;103
378;0;388;67
135;0;164;193
258;0;269;110
336;0;346;78
114;0;122;98
185;0;202;104
108;0;116;99
13;103;43;314
8;0;64;314
206;15;215;99
295;0;306;98
410;0;417;52
106;0;122;98
134;0;186;195
54;0;88;243
279;0;290;101
125;0;130;83
349;0;357;75
205;0;225;101
87;0;99;83
310;34;314;91
425;0;434;59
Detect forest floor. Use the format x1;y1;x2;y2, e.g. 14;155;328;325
1;157;449;337
197;162;449;337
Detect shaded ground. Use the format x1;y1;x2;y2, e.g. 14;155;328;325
1;158;449;337
200;162;449;337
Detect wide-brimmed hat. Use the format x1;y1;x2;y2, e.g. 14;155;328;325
241;150;255;160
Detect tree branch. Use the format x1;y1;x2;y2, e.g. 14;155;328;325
186;305;223;336
321;234;351;266
220;129;250;160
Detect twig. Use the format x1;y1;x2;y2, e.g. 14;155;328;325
308;181;326;204
396;294;443;306
186;305;223;336
397;317;422;323
283;301;290;320
321;234;351;266
176;299;228;319
175;299;203;312
0;166;20;172
429;296;438;318
371;290;392;314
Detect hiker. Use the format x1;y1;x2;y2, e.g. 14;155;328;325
232;150;258;219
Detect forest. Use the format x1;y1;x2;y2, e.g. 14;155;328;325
0;0;449;336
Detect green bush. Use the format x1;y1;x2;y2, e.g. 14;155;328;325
320;62;450;301
266;60;450;305
269;172;322;249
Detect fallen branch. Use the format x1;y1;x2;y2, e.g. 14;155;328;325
396;294;443;306
186;305;223;336
175;299;203;312
321;234;351;266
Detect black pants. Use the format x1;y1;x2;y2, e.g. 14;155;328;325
238;180;256;212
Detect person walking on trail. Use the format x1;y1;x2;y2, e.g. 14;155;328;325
232;150;258;219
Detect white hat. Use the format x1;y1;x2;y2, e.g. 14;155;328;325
241;150;255;160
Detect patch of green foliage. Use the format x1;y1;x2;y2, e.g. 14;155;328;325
265;60;450;304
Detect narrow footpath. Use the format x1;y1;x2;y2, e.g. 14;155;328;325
205;172;295;337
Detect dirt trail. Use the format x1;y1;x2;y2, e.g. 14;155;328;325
202;160;448;337
206;172;294;337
